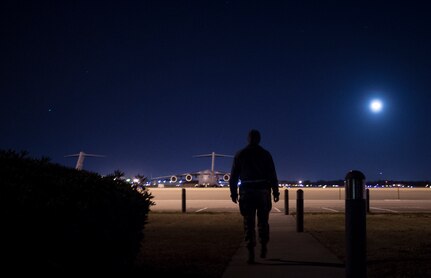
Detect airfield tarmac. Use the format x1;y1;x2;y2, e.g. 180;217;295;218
147;187;431;213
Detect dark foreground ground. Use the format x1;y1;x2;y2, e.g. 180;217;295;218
305;213;431;278
135;212;431;278
134;212;243;278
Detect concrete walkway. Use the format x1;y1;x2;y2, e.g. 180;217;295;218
222;213;345;278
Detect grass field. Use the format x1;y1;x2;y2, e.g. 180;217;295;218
134;212;243;278
305;213;431;278
134;212;431;277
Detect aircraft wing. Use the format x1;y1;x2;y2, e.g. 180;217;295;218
214;171;229;174
150;170;231;184
150;172;200;183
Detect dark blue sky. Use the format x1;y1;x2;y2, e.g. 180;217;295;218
2;0;431;181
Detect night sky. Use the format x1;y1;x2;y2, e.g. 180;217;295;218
2;0;431;181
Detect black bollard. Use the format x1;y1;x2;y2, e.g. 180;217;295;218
296;189;304;232
345;170;367;278
182;188;186;213
284;189;289;215
366;188;370;214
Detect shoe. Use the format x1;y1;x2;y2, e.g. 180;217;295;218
247;247;255;264
260;244;267;258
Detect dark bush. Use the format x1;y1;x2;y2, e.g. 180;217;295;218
0;150;154;275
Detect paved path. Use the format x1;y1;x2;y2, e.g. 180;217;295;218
222;213;345;278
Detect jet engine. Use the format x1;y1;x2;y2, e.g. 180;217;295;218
223;174;230;182
185;174;193;182
170;175;178;183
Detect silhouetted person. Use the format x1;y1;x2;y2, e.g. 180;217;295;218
229;129;280;264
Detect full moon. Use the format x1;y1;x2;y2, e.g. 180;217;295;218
370;99;383;113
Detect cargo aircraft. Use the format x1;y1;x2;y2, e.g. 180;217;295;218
151;152;233;187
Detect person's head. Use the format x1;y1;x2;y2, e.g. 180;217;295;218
247;129;261;145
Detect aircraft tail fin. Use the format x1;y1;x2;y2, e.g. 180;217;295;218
193;153;233;158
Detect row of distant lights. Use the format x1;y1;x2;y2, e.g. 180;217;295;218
280;184;429;188
280;184;340;188
281;180;340;188
123;178;429;189
367;184;414;188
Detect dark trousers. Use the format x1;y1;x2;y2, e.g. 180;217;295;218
239;188;272;248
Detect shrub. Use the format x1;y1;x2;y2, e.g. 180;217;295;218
0;150;154;275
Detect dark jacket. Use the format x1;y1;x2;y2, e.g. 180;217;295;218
229;143;279;197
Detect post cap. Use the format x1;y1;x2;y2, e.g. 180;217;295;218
345;170;366;181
